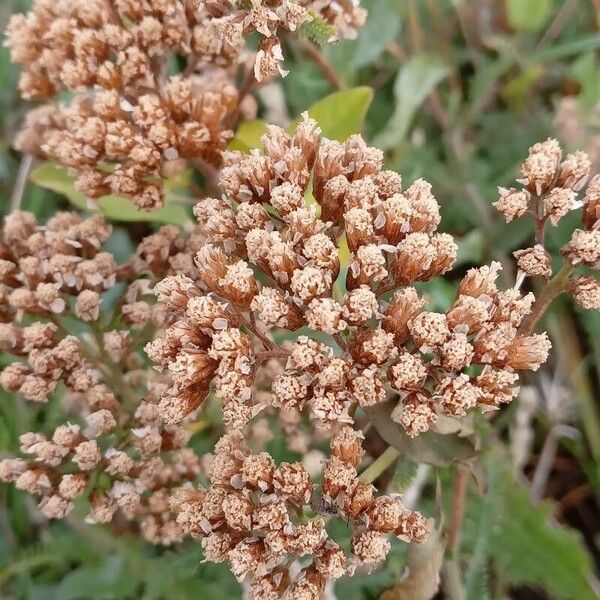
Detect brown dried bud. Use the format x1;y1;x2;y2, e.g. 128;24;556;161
513;245;552;277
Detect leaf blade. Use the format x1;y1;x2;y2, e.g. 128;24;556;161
30;163;190;225
289;87;374;141
374;54;450;149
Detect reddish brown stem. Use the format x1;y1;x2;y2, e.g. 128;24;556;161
447;465;469;555
302;41;342;90
236;312;278;351
518;263;573;336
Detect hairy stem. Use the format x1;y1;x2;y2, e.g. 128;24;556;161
359;446;399;484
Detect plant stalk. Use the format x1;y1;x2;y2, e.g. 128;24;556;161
442;465;469;600
359;446;399;484
519;263;573;336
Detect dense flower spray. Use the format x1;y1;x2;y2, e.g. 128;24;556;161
0;211;207;544
148;117;554;441
6;0;365;211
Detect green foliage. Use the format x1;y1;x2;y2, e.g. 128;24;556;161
366;401;476;467
390;458;418;492
505;0;553;33
30;164;191;225
475;453;600;600
288;86;374;141
227;119;268;152
374;53;450;149
571;52;600;109
345;0;402;69
299;10;337;45
230;88;373;152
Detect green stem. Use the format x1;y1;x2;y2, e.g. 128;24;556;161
359;447;400;484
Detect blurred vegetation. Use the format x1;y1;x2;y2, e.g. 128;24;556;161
1;0;600;598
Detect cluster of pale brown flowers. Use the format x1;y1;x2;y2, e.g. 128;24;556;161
4;4;600;591
0;211;208;545
0;400;201;545
3;127;600;594
494;138;600;310
147;117;554;442
6;0;365;211
174;426;426;599
0;210;117;402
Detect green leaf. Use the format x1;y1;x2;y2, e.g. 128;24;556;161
527;35;600;63
456;229;484;267
289;87;374;141
366;401;476;467
502;64;545;110
349;0;402;68
464;458;502;600
570;52;600;110
390;458;418;492
505;0;552;33
228;119;268;152
30;163;190;225
490;458;599;600
374;54;450;149
56;555;137;599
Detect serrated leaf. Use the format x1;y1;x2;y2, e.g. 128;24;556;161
505;0;552;33
491;463;599;599
464;458;502;600
30;163;190;225
366;401;476;467
289;87;374;141
300;10;337;45
227;119;268;153
374;54;450;149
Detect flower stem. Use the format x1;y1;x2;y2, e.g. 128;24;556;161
442;464;469;600
519;262;573;335
359;446;399;484
302;41;342;90
10;154;33;212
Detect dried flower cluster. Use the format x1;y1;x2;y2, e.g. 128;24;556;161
148;117;553;440
7;0;365;211
4;2;600;595
0;211;116;402
0;399;200;545
494;138;600;311
4;127;600;593
174;427;426;598
0;210;207;544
